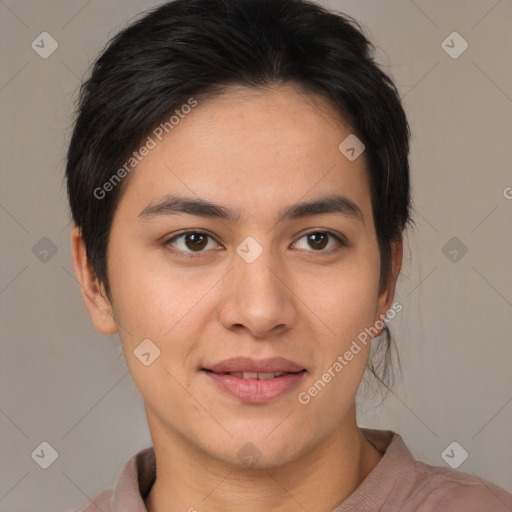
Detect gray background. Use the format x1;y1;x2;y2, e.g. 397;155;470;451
0;0;511;510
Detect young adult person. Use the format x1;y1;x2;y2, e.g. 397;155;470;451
66;1;512;510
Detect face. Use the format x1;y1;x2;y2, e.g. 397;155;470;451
73;84;401;469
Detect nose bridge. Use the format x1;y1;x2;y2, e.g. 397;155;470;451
219;234;295;335
235;234;283;302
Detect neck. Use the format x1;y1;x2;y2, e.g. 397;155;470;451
144;406;383;512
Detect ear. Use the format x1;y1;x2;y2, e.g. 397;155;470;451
70;226;117;335
375;237;403;330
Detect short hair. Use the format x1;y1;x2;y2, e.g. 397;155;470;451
65;0;412;392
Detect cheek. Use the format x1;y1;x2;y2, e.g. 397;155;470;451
108;257;207;396
112;279;208;352
107;240;197;333
311;254;381;341
107;245;225;383
297;263;380;414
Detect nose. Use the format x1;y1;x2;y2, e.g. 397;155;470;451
217;242;297;339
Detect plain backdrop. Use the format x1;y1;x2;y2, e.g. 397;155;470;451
0;0;511;510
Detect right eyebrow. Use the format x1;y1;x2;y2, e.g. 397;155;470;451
138;195;241;222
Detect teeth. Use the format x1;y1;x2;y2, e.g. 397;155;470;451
255;372;283;380
228;372;286;379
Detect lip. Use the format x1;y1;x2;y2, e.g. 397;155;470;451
203;357;306;374
202;357;307;403
203;370;307;403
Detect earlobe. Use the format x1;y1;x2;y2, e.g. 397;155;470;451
70;227;118;335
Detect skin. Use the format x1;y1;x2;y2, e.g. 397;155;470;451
72;83;402;512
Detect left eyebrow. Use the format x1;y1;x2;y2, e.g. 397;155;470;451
279;194;365;225
137;193;365;225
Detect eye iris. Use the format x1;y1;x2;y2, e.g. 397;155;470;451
308;233;328;250
185;233;208;251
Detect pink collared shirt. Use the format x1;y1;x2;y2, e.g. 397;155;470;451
70;428;512;511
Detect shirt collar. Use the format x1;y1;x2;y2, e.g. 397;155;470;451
111;446;155;512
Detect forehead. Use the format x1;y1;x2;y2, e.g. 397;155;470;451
115;84;372;223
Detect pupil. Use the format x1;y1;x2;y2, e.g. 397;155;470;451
309;233;327;250
186;233;207;251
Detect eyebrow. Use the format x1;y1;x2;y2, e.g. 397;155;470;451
138;193;365;225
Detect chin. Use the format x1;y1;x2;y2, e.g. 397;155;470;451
204;429;309;471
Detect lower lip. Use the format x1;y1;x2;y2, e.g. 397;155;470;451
203;371;306;403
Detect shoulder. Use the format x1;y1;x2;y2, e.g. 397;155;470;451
359;429;512;512
68;487;113;512
402;460;512;511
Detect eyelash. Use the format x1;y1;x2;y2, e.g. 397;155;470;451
163;230;348;259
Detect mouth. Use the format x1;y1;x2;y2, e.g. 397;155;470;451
200;357;307;403
202;356;306;374
201;369;307;380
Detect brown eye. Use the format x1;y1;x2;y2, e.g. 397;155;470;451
293;231;347;252
164;231;218;256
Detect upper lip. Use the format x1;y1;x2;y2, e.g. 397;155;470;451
203;357;306;373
